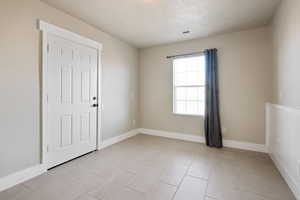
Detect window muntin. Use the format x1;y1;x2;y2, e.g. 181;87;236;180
173;55;205;116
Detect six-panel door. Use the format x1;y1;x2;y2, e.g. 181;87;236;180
47;34;98;168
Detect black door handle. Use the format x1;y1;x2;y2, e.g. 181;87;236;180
92;104;98;107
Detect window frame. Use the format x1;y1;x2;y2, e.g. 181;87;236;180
172;54;206;117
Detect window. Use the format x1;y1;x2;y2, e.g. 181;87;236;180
173;55;205;116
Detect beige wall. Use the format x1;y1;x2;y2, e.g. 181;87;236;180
0;0;139;177
272;0;300;109
139;27;273;144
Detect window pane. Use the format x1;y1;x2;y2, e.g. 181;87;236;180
199;87;205;102
174;86;205;115
173;55;205;115
175;87;187;100
176;87;205;101
199;57;205;85
175;73;185;85
186;87;198;101
199;101;205;115
176;101;186;114
174;55;205;86
186;101;198;115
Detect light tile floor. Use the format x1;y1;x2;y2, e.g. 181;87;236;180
0;134;296;200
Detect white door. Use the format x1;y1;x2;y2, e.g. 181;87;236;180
47;33;98;168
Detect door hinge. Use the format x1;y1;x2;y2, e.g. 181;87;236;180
47;44;50;53
46;145;50;152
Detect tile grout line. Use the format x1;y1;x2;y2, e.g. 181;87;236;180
170;156;194;200
202;157;213;200
187;174;209;182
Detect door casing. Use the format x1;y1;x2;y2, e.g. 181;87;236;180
38;20;103;169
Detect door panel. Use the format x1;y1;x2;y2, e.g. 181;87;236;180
61;68;73;104
60;115;73;147
80;112;90;141
47;34;98;168
81;71;90;103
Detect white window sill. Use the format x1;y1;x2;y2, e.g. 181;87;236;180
172;112;204;117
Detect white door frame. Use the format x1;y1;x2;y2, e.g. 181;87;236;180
38;20;103;168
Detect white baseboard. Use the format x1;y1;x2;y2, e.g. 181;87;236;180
270;153;300;199
139;128;205;143
139;128;267;153
222;139;267;153
0;164;46;192
99;129;139;150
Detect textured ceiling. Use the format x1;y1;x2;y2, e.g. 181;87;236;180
42;0;281;48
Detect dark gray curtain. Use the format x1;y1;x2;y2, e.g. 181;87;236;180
204;49;223;148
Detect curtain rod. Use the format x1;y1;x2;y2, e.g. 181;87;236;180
166;51;204;59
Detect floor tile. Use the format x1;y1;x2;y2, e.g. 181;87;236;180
127;169;161;192
187;152;215;180
0;184;31;200
144;182;177;200
160;165;188;186
91;186;144;200
88;170;135;199
173;176;207;200
0;135;296;200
